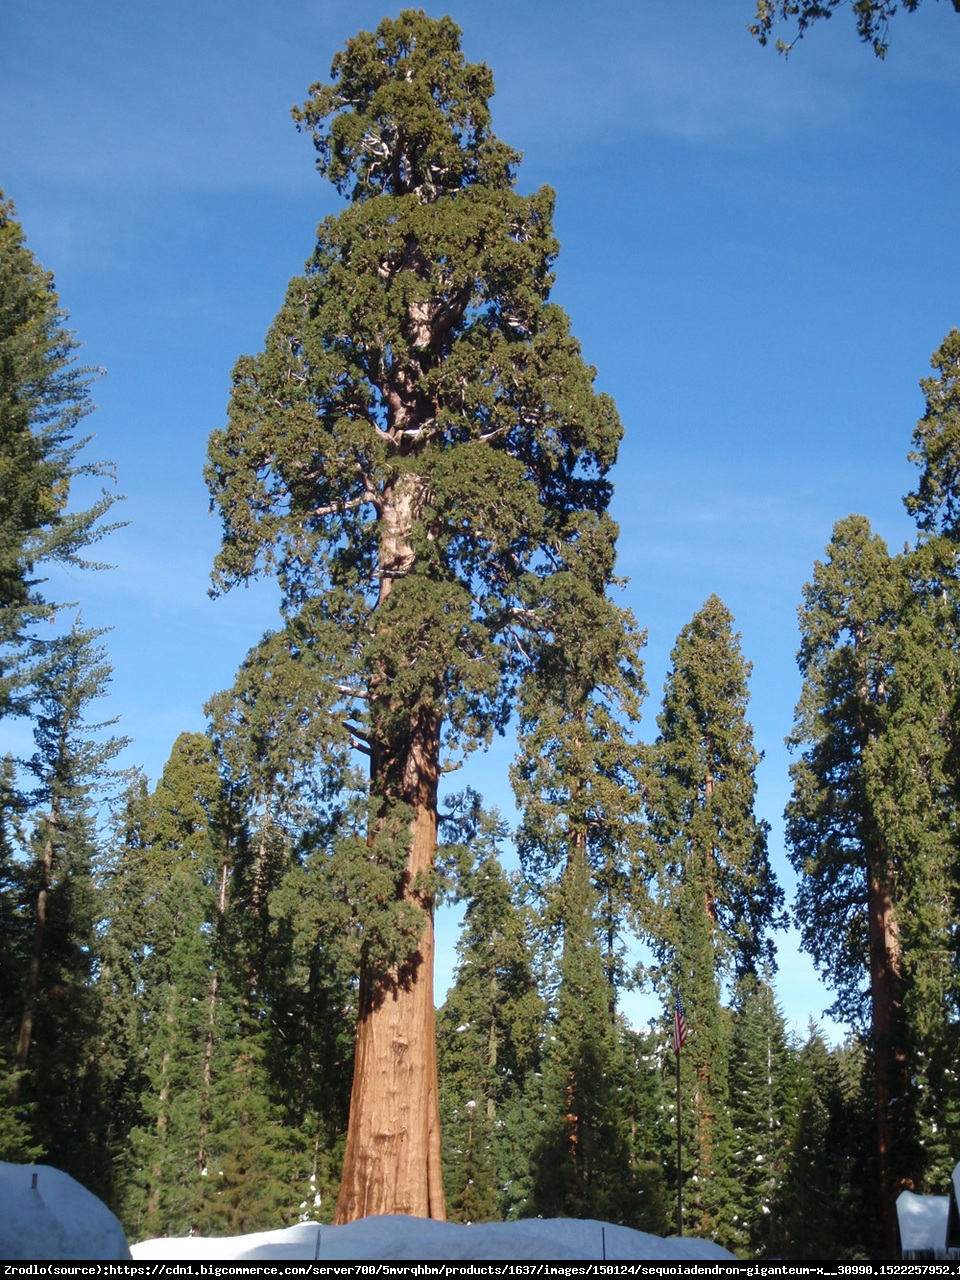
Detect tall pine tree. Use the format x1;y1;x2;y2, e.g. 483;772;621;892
529;840;636;1224
119;732;235;1238
508;527;645;1220
206;633;359;1228
646;595;780;1241
0;192;121;721
5;621;128;1192
726;974;794;1257
436;811;543;1222
786;514;907;1255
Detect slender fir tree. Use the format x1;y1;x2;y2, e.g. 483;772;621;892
5;621;128;1191
726;975;794;1257
511;596;646;1009
205;11;627;1220
771;1029;873;1259
203;630;360;1227
890;328;960;1190
506;538;644;1221
862;555;960;1194
0;192;121;721
614;1026;672;1236
121;733;235;1238
529;836;635;1223
647;596;780;980
646;596;780;1242
904;328;960;543
436;811;543;1222
0;758;42;1162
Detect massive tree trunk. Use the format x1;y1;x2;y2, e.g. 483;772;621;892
334;707;445;1222
866;842;904;1259
334;475;445;1222
856;634;904;1258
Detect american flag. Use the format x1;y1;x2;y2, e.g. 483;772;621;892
672;992;687;1054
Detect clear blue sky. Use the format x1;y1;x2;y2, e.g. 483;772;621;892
3;0;959;1041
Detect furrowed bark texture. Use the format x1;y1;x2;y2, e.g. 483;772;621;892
335;710;445;1222
335;481;444;1221
867;849;904;1259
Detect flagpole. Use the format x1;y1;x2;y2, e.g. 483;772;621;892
672;991;686;1238
675;1040;682;1237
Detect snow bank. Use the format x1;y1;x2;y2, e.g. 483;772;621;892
133;1214;734;1261
896;1189;949;1255
0;1162;131;1261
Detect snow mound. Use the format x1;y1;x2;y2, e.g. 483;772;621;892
0;1162;131;1261
896;1189;949;1255
133;1214;735;1261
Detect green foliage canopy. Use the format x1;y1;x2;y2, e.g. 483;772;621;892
0;193;121;717
205;10;625;810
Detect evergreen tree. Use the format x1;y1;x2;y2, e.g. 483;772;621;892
785;335;960;1249
206;627;362;1227
726;975;794;1257
5;621;127;1192
436;812;543;1223
614;1026;672;1236
669;893;737;1242
772;1029;873;1259
507;533;644;1221
891;328;960;1190
0;760;41;1161
862;556;960;1194
93;771;154;1211
904;328;960;542
530;837;635;1224
120;732;234;1238
205;10;627;1221
786;515;908;1254
646;596;780;1242
0;192;120;720
647;595;780;982
511;598;646;1007
113;659;360;1238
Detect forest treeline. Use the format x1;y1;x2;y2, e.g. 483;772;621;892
3;11;960;1260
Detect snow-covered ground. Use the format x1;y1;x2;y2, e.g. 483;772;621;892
132;1215;735;1261
0;1161;735;1261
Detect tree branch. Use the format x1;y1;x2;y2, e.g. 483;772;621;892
308;492;376;519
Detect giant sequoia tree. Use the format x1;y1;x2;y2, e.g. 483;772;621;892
206;12;625;1221
786;516;907;1254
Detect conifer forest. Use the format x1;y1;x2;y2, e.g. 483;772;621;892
2;2;960;1261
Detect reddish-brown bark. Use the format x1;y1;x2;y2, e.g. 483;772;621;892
866;845;905;1259
334;478;446;1221
334;712;445;1222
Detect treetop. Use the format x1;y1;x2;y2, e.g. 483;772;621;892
905;327;960;542
292;10;519;202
